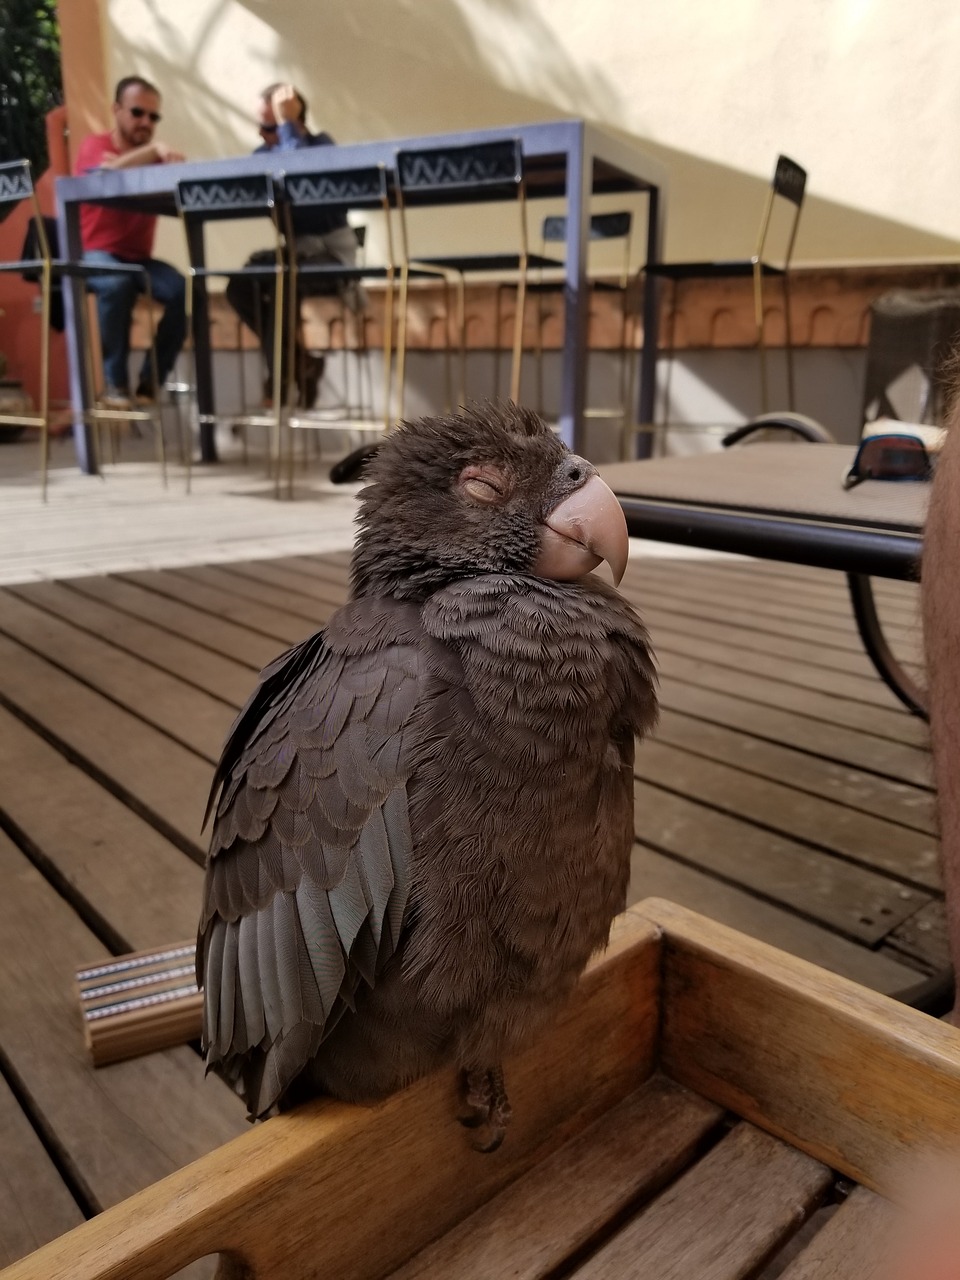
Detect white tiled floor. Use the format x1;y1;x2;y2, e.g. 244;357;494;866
1;425;739;585
0;428;362;584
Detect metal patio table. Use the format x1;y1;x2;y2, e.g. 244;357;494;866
55;120;666;472
601;442;928;717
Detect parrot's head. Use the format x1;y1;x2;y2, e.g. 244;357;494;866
351;402;629;600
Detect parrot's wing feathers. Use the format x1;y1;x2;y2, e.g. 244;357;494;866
199;621;421;1117
203;628;330;829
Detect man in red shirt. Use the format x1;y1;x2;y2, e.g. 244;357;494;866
75;76;187;408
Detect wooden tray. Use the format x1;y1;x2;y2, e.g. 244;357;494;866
5;898;960;1280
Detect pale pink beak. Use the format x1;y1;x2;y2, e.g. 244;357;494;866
534;473;629;585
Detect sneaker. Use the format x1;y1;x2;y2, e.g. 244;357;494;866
99;385;132;411
298;354;325;409
134;377;157;405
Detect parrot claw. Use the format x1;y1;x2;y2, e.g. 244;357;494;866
458;1065;512;1153
472;1123;507;1154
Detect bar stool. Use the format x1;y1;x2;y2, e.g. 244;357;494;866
393;139;555;418
646;154;807;432
280;164;398;497
175;172;286;494
1;159;167;498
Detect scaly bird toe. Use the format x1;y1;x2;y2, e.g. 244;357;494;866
461;1065;512;1152
458;1066;493;1128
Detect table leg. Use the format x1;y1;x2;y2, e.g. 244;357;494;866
186;220;218;463
560;127;590;454
635;183;663;458
847;572;928;719
57;201;98;475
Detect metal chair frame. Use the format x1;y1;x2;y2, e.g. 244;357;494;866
393;139;531;420
280;164;397;497
650;154;807;430
175;172;287;494
0;159;167;499
504;211;637;445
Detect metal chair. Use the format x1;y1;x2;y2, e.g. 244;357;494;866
393;139;554;418
0;158;166;499
175;172;286;494
860;289;960;430
647;154;807;427
279;164;397;496
502;211;637;446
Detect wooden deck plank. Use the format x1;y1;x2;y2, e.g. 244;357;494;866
215;559;349;608
649;601;904;683
0;633;211;854
0;1075;84;1267
387;1076;723;1280
659;650;926;747
655;709;936;836
632;781;930;944
648;615;907;710
0;704;204;950
118;569;313;645
627;847;922;992
159;562;928;756
884;900;952;973
627;560;922;647
658;677;932;788
169;565;336;628
0;550;936;988
228;558;908;709
775;1186;897;1280
253;556;931;771
656;559;921;626
637;739;939;890
8;580;259;707
0;591;234;763
67;574;277;669
697;556;921;609
290;550;353;576
623;563;922;660
626;583;908;679
0;830;244;1216
570;1122;832;1280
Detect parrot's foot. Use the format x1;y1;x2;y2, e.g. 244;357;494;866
458;1065;511;1153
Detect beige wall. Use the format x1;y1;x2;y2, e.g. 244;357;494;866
96;0;960;269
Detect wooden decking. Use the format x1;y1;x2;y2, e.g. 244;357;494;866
0;547;940;1270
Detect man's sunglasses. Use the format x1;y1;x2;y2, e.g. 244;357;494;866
129;106;162;123
842;432;936;490
259;123;279;134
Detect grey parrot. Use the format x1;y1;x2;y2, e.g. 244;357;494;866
198;402;658;1150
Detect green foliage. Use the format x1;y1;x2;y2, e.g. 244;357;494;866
0;0;63;171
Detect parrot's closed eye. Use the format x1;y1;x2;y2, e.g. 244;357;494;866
459;464;508;503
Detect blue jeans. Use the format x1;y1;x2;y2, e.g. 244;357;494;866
83;251;187;392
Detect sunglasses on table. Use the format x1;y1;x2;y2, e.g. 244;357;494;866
842;433;936;490
129;106;162;123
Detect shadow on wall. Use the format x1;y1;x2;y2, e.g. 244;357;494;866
109;0;959;262
107;0;619;153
